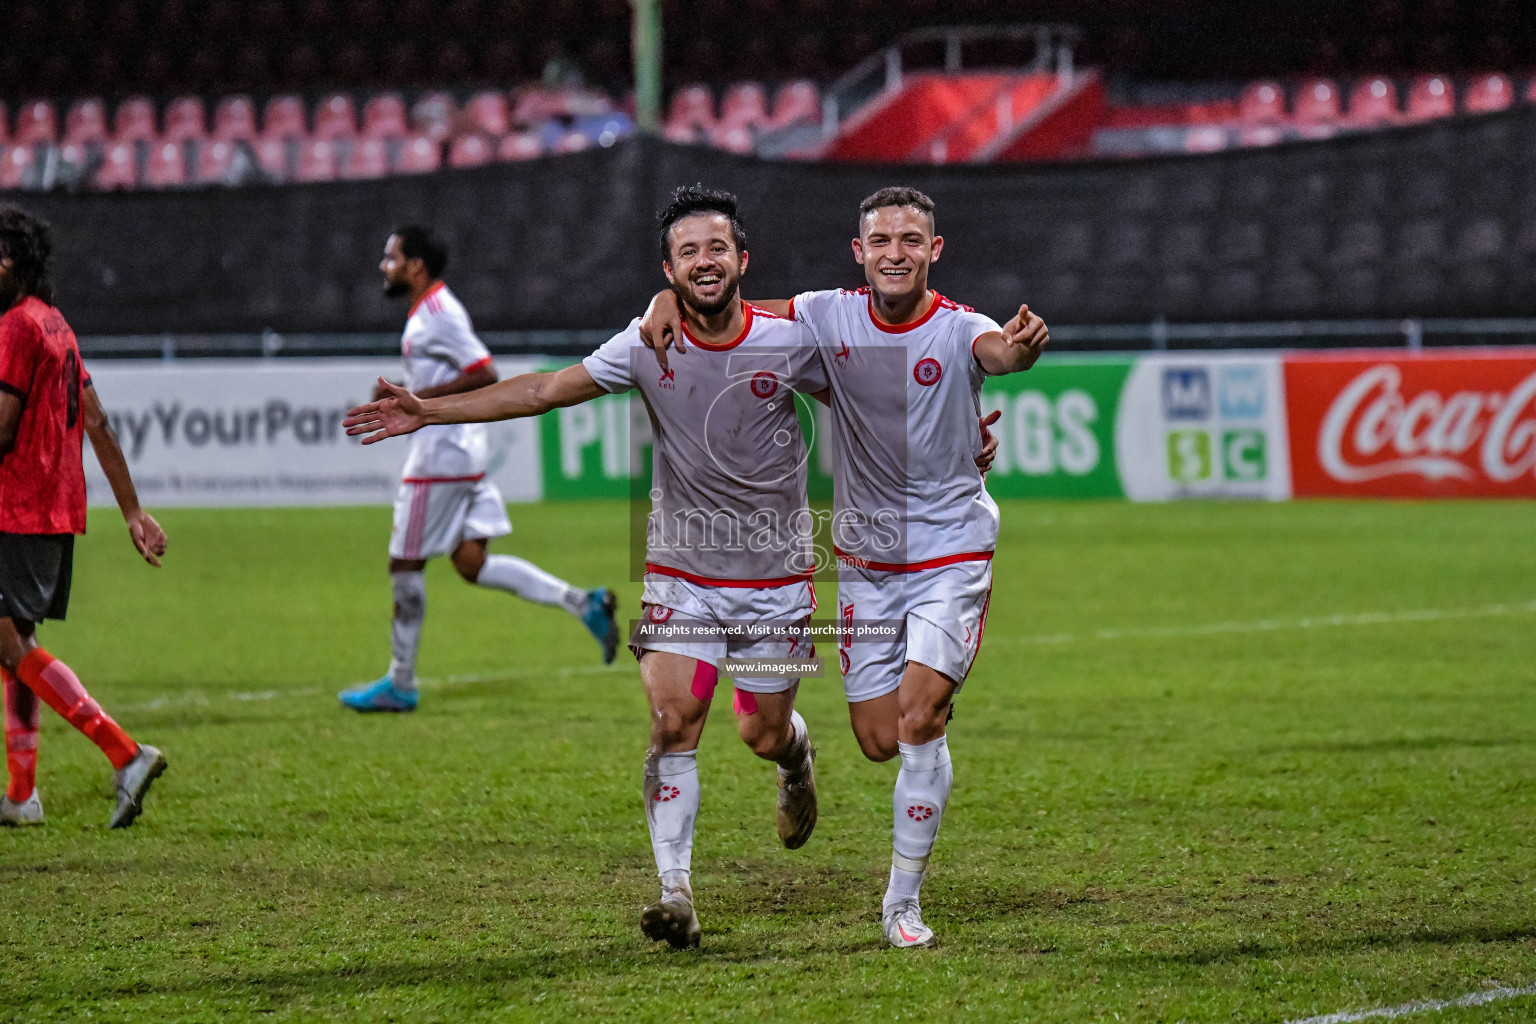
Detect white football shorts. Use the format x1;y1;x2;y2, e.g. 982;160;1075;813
836;556;993;703
388;476;512;561
631;573;819;693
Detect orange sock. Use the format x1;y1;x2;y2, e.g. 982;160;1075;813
3;669;38;802
17;649;137;771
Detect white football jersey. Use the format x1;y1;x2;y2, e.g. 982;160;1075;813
583;301;828;585
790;287;1001;568
399;282;494;480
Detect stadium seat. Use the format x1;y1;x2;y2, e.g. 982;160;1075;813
252;136;290;179
662;121;701;145
1346;76;1400;125
94;141;137;189
1183;126;1229;152
0;146;32;190
1238;81;1287;123
313;94;358;139
498;132;543;161
447;134;493;168
1464;73;1513;113
362;94;409;139
58;142;89;174
720;82;769;129
14;100;58;145
144;140;188;187
196;139;235;183
1406;75;1455;120
410;92;456;143
115;97;158;143
163;96;207;143
465;91;511;138
294;138;339;181
64;98;110;145
668;84;716;129
1293;79;1342;123
263;95;309;139
770;80;820;128
394;135;441;174
709;122;756;154
551;131;592;155
214;96;260;141
343;137;389;178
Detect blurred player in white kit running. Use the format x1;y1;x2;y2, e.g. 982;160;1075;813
339;225;618;713
641;187;1048;948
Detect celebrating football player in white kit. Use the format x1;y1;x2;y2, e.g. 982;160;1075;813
343;190;825;949
640;187;1048;948
339;225;619;713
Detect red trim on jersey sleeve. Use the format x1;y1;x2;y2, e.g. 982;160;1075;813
746;303;783;320
460;355;493;374
787;297;796;321
644;561;814;588
408;280;446;319
833;548;994;572
400;473;486;484
864;290;945;334
678;299;754;351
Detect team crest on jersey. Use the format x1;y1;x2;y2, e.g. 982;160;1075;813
658;367;676;389
750;371;779;399
913;357;943;386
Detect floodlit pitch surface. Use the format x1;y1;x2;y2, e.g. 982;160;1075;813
1;500;1533;1024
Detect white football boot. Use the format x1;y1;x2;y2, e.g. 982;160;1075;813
110;744;167;829
641;875;701;949
0;790;44;826
883;899;938;949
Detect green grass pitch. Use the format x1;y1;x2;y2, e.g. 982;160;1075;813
1;499;1534;1023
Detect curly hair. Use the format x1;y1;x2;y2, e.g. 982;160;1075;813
0;206;55;305
657;184;747;261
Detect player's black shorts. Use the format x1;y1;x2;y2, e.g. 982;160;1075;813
0;533;74;626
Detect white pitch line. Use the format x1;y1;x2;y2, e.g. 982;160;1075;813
1284;982;1536;1024
993;600;1536;648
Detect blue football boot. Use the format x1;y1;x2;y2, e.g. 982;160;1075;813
338;676;419;713
584;588;620;665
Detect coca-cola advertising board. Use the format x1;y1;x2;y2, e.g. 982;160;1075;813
1284;350;1536;498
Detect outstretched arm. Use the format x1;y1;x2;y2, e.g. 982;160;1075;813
974;303;1050;377
82;384;167;567
345;363;605;444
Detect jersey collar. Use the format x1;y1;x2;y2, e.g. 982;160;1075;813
408;280;446;318
866;289;941;334
678;298;753;351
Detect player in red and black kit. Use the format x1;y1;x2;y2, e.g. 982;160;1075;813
0;207;168;829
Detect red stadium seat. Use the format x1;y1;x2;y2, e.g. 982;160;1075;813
343;137;389;178
720;82;769;128
1464;73;1513;113
709;122;755;154
115;97;158;143
253;136;290;179
196;139;236;183
1183;126;1229;152
294;138;339;181
264;95;309;139
214;96;259;141
1238;81;1286;123
95;141;137;189
498;132;543;161
64;98;110;145
362;94;409;139
0;146;32;190
144;140;188;187
58;142;89;172
163;96;207;143
770;80;820;127
662;121;701;145
1293;79;1342;123
1405;75;1455;121
551;132;592;155
447;134;493;168
465;91;511;137
313;94;358;139
1346;76;1399;125
15;100;58;145
668;84;715;129
410;92;456;143
394;135;441;174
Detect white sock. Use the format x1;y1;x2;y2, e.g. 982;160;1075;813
476;554;587;616
776;709;811;775
388;570;426;692
884;735;953;913
644;749;700;888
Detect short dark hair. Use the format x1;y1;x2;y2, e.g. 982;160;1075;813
657;185;747;261
859;186;936;233
0;206;55;305
391;224;448;280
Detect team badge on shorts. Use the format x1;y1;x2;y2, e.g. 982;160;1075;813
750;371;779;399
646;604;674;623
913;358;943;386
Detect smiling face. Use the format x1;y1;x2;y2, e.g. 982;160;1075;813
853;204;944;306
663;211;747;317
